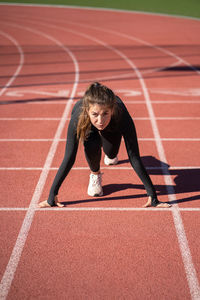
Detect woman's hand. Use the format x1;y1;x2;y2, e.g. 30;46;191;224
38;196;64;208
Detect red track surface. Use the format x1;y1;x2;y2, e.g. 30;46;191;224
0;4;200;299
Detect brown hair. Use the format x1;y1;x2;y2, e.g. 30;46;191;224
77;82;119;141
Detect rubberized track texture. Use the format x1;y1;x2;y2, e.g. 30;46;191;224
0;4;200;300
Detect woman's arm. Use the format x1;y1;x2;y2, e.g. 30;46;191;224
47;120;79;206
121;108;158;202
39;101;81;207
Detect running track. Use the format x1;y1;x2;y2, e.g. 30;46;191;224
0;4;200;299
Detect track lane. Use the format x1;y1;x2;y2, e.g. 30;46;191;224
0;5;200;300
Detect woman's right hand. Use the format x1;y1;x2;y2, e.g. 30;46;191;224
38;196;64;208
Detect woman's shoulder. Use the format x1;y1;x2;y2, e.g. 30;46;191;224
72;99;83;114
115;95;123;105
115;95;129;114
115;95;135;127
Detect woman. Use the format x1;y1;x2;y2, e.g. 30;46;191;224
39;82;171;208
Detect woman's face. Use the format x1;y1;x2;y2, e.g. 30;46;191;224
88;104;112;131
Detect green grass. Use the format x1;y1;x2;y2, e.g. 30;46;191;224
1;0;200;19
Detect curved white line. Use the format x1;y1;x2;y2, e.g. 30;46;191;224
68;21;200;75
5;16;200;299
1;14;195;82
0;22;79;300
10;15;188;82
0;30;24;96
1;16;184;83
8;15;183;83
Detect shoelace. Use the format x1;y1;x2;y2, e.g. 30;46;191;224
91;173;102;185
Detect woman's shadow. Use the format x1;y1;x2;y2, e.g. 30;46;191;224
63;156;200;206
141;156;200;205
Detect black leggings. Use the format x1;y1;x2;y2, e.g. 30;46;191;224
84;130;121;172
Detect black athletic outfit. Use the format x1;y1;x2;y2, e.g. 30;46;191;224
47;96;159;206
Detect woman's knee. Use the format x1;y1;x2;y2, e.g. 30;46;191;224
84;136;101;154
84;134;102;172
102;134;121;158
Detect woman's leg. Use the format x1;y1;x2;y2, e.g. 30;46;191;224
84;130;102;173
84;131;103;196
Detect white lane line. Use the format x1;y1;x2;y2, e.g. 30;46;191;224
0;23;79;300
22;100;200;104
0;139;57;141
0;118;61;121
25;100;68;104
0;166;199;171
160;138;200;141
5;89;69;98
0;138;200;141
128;101;200;104
0;30;24;96
64;20;200;300
0;207;200;212
1;117;200;121
154;117;200;120
4;100;198;105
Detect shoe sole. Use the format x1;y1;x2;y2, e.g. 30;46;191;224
88;191;103;197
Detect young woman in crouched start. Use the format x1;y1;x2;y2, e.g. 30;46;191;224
39;82;171;208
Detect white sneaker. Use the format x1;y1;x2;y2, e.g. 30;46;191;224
104;155;118;166
87;173;103;197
